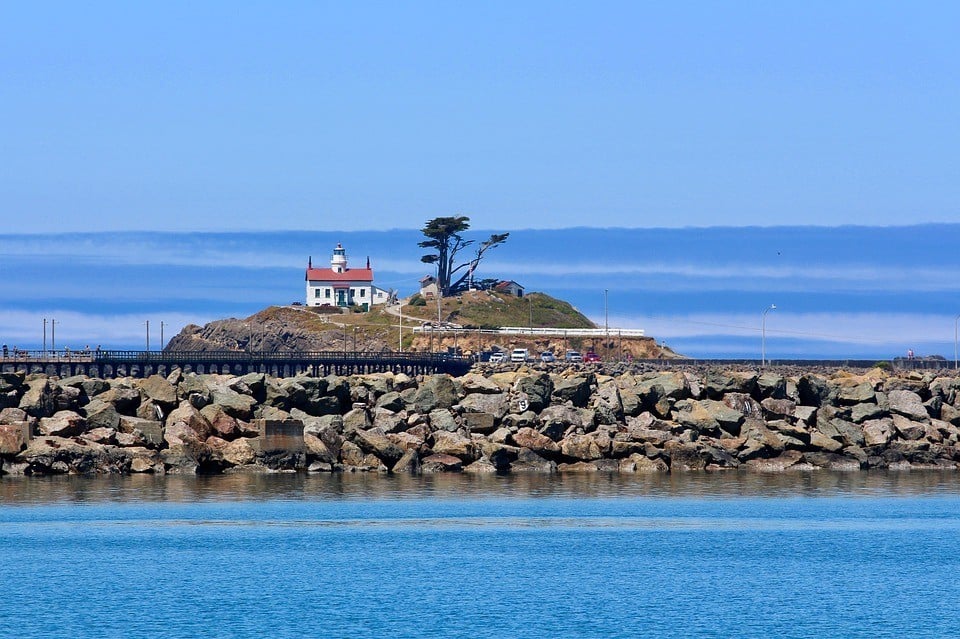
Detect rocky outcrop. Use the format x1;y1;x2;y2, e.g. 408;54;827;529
2;366;960;476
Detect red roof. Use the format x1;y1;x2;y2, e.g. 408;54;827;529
306;267;374;282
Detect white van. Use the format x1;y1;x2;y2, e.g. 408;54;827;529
510;348;529;362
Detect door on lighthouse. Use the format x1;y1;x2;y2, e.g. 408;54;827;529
337;289;347;306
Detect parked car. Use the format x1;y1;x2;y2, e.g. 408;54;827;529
565;350;583;362
510;348;530;363
488;352;505;363
291;301;303;306
540;351;556;363
583;351;601;363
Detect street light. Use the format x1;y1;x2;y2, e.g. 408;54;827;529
761;304;776;366
604;289;609;335
954;314;960;370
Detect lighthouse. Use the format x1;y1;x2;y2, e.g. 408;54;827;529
331;243;347;273
304;243;390;310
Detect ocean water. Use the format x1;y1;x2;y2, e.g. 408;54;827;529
2;225;959;359
2;472;959;638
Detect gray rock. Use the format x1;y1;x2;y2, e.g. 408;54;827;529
887;390;928;421
375;391;405;413
510;448;556;473
137;375;178;407
837;381;876;404
413;375;458;413
354;428;405;464
428;409;458;433
210;385;258;420
514;374;553;412
551;376;592;407
84;398;121;431
462;412;497;434
458;392;509;419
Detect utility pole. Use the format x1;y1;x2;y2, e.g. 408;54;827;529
146;320;150;352
43;318;47;353
51;318;56;352
160;321;165;351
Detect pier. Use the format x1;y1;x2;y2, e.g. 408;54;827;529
0;349;473;379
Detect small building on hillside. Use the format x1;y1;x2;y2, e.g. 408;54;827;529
305;243;390;310
493;280;525;297
419;275;439;299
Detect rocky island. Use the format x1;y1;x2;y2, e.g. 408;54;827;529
2;363;959;476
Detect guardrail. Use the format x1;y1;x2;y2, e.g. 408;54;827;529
412;326;646;337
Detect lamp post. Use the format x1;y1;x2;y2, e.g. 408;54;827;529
43;318;47;353
604;289;609;335
954;314;960;370
51;318;56;352
146;320;150;352
160;321;165;351
761;304;776;366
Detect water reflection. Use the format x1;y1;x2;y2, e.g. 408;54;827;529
2;470;960;505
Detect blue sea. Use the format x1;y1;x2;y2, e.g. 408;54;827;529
2;472;960;638
2;224;959;359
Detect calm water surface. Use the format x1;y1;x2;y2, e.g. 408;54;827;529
2;472;959;638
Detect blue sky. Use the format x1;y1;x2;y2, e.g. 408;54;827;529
2;1;959;232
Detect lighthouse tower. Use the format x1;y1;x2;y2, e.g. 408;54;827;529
331;243;347;273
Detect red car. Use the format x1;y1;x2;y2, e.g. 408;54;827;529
583;351;601;363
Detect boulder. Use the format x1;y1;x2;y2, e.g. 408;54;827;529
0;407;28;425
665;442;706;471
510;448;556;473
836;381;876;404
514;374;553;412
887;390;929;422
592;382;623;425
560;434;602;461
744;450;804;472
354;428;405;465
420;453;463;473
210;386;257;420
37;411;86;437
511;427;561;456
375;391;405;413
756;372;787;399
82;427;117;445
761;397;796;420
430;431;476;460
391;449;421;474
672;400;719;434
460;373;503;394
428;409;459;433
99;386;141;415
137;375;178;407
619;454;669;473
342;407;372;433
892;414;926;441
551;376;592;407
166;402;213;440
18;378;57;417
458;392;509;419
413;375;458;413
797;375;831;407
200;404;241;439
222;438;257;466
0;422;30;455
117;415;163;447
862;418;895;447
703;370;756;398
84;399;121;431
461;411;497;434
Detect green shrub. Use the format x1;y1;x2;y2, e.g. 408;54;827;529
409;294;426;307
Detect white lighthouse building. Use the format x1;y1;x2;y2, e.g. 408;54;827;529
305;243;390;310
